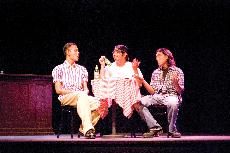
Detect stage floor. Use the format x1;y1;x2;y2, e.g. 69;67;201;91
1;134;230;142
1;134;230;153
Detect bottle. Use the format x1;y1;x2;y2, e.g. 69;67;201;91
104;57;112;67
94;65;100;79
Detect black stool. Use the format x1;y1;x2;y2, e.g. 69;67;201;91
149;104;169;138
57;105;80;139
130;104;169;138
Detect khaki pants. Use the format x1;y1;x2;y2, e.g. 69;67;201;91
60;92;100;135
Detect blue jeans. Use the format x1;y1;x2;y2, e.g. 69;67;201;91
138;94;180;133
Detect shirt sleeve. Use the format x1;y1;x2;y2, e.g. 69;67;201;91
177;68;185;91
81;67;88;82
52;66;62;83
137;68;143;78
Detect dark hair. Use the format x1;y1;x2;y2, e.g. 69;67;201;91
156;48;176;66
63;42;77;55
114;45;128;53
113;44;129;61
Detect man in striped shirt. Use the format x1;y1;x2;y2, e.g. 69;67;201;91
52;42;100;139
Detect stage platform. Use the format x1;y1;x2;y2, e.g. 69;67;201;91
0;134;230;153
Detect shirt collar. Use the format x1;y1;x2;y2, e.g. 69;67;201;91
64;60;77;68
159;66;176;71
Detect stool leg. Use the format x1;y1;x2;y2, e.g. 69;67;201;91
166;113;169;138
167;123;170;138
131;130;136;138
57;108;64;138
130;114;136;138
70;110;74;139
78;131;81;138
130;118;136;138
100;119;104;137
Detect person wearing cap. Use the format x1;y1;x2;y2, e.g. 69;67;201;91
135;48;184;138
99;44;143;81
98;45;143;120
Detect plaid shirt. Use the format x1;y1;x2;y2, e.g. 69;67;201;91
150;66;184;95
52;60;88;100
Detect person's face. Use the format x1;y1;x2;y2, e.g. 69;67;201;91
66;45;79;62
156;51;168;67
112;48;127;62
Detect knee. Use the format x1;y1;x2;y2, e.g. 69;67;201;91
77;93;90;104
140;96;151;106
133;102;144;112
133;102;140;109
165;96;178;107
78;92;88;99
167;100;179;109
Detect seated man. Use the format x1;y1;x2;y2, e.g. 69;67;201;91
135;48;184;138
98;44;143;118
52;42;100;139
99;44;142;81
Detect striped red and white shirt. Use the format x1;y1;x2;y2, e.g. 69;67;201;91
52;60;88;100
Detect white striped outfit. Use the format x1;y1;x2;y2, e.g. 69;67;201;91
52;60;100;135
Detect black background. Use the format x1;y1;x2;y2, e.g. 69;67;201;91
0;0;229;134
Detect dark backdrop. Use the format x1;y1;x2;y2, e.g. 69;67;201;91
0;0;229;134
